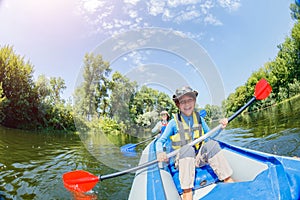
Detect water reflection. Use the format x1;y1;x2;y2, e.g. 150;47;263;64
0;128;133;200
217;96;300;157
79;131;144;172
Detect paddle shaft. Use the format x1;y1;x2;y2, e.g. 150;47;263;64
228;96;255;122
100;159;158;181
134;135;156;146
121;134;158;151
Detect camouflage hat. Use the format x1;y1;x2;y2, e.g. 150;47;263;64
172;86;198;102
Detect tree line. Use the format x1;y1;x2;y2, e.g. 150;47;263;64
0;46;75;131
0;3;299;133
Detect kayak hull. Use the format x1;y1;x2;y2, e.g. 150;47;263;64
129;139;300;200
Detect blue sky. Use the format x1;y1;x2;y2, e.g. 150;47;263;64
0;0;296;107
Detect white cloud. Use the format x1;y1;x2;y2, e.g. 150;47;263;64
162;9;174;21
174;10;201;23
147;0;166;16
128;9;138;18
167;0;198;7
135;17;143;23
184;31;204;40
200;0;214;15
77;0;241;36
128;51;145;67
204;13;222;25
218;0;241;12
124;0;141;6
102;21;114;30
120;20;132;26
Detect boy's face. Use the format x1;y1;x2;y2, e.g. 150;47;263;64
178;95;195;116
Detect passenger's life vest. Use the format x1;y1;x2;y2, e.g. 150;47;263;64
160;121;168;133
170;111;204;150
161;121;168;126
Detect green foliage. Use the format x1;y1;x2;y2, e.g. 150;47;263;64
222;85;249;117
0;83;8;122
135;110;158;127
129;86;176;127
73;52;111;120
290;2;300;20
0;45;75;131
108;71;137;127
204;104;224;122
99;117;126;135
44;103;76;131
36;75;51;102
49;77;66;104
288;79;300;96
0;45;40;129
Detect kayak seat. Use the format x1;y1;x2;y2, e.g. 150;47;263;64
168;163;219;194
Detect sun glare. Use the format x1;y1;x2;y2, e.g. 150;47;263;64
82;0;105;13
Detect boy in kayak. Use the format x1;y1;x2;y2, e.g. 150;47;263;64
156;86;234;200
151;110;170;136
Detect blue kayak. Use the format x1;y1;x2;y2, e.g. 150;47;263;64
128;139;300;200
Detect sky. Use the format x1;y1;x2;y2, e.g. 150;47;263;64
0;0;296;107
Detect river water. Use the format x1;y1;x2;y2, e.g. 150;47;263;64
1;96;300;200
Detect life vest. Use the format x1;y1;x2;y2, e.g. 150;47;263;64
161;121;168;126
170;112;204;150
160;121;168;133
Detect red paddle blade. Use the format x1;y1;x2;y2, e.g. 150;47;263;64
63;170;99;193
255;78;272;100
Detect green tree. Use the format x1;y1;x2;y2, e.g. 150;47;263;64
288;79;300;96
36;75;51;103
44;103;75;131
49;77;66;104
0;45;40;129
129;86;176;127
35;75;75;131
74;53;111;120
0;83;8;122
204;104;224;122
290;2;300;20
223;85;247;117
109;72;137;126
291;21;300;80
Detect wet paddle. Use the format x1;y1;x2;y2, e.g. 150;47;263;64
120;135;157;152
199;109;207;118
63;78;272;193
